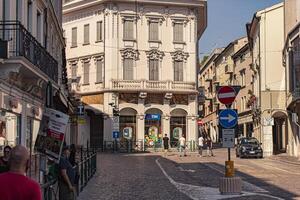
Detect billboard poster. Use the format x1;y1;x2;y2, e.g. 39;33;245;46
34;108;69;163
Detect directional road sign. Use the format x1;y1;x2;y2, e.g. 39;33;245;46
219;109;238;129
217;86;237;105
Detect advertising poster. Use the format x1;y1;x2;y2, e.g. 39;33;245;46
34;108;69;162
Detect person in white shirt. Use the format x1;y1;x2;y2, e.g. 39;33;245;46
198;135;204;157
179;135;186;157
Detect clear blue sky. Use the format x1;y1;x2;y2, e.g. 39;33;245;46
199;0;283;59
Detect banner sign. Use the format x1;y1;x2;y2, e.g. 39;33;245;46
34;108;69;163
145;114;161;121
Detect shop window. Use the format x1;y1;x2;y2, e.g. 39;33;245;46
145;114;161;148
0;111;21;148
170;116;186;147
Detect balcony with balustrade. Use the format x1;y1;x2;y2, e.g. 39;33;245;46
0;21;58;83
111;80;196;93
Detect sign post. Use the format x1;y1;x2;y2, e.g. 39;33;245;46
112;116;119;153
217;86;242;194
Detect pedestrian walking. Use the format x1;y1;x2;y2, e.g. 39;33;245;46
179;135;186;157
0;145;42;200
198;135;204;157
162;134;169;156
206;137;214;157
0;145;11;173
59;145;76;200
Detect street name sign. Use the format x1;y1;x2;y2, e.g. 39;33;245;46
217;86;237;105
219;109;238;129
222;129;235;148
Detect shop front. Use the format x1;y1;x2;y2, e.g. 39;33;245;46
144;113;162;148
170;109;187;147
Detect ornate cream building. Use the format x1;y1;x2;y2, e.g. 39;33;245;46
63;0;207;149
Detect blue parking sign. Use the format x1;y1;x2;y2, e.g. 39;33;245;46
113;131;119;139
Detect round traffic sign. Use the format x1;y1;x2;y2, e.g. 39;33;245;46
197;120;203;126
219;109;238;128
217;86;236;105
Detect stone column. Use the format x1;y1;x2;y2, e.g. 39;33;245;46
162;115;170;138
136;114;145;141
263;125;273;157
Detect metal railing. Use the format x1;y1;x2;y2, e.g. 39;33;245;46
0;21;58;82
102;140;197;153
40;149;97;200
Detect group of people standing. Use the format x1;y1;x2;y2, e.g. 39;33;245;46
162;134;214;157
197;135;214;157
0;144;78;200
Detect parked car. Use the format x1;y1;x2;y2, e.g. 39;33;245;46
236;137;263;158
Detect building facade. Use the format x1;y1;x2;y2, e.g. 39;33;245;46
198;48;223;142
0;0;72;157
247;3;287;157
283;0;300;158
232;43;254;138
63;0;207;149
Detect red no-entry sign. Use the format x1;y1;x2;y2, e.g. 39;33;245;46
217;86;237;105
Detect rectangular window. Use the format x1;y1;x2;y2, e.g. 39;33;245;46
149;21;159;41
123;20;134;40
149;60;159;80
96;60;103;83
71;27;77;47
292;37;300;90
71;64;77;80
123;58;134;80
174;61;183;81
37;11;41;42
96;21;103;41
173;23;183;42
83;62;90;85
16;0;22;21
27;1;32;32
83;24;89;44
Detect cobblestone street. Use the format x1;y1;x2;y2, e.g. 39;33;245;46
78;149;300;200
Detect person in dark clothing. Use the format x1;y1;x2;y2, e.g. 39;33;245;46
69;144;76;167
162;134;169;156
59;146;76;200
0;146;11;173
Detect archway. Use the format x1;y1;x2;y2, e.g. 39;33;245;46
144;108;163;148
170;108;188;147
119;108;137;142
272;111;288;154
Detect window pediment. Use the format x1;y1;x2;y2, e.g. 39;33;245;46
171;51;189;62
146;49;165;61
120;48;139;60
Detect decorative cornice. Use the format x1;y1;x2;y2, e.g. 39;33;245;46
120;48;139;60
145;15;165;25
170;16;189;26
171;51;189;62
93;54;105;62
146;49;165;61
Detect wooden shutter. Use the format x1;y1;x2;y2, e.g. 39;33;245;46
124;20;134;40
123;58;133;80
96;60;103;82
84;24;89;44
83;62;90;84
71;64;77;80
149;60;159;80
174;23;183;42
96;21;102;41
149;22;159;41
71;27;77;47
174;61;183;81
